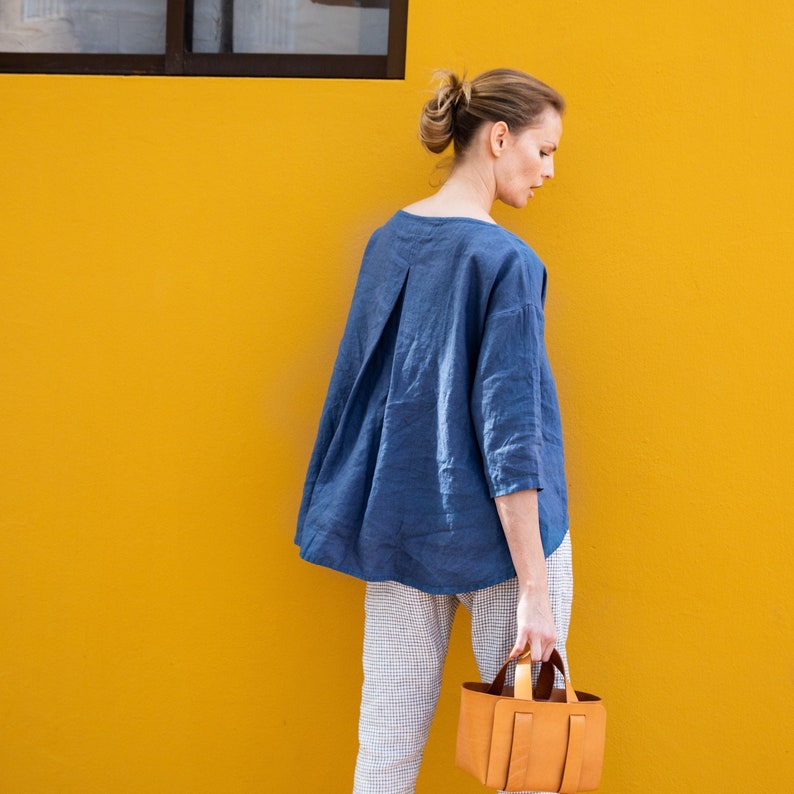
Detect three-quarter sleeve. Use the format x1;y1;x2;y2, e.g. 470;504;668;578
471;302;546;498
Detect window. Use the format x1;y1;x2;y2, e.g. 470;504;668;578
0;0;408;77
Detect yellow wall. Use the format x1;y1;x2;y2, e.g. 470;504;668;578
1;2;792;791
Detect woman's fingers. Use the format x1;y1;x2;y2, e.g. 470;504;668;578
508;629;556;661
512;589;557;661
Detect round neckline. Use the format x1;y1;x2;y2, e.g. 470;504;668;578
397;209;499;227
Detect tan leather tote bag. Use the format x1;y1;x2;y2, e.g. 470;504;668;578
456;649;606;792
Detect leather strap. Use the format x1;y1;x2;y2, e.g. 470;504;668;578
487;658;511;696
488;648;576;700
505;712;533;791
559;714;586;793
514;649;579;703
533;658;556;700
514;653;536;700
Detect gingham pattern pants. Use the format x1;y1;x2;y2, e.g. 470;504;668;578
352;531;573;794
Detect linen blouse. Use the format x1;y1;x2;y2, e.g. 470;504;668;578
295;211;569;594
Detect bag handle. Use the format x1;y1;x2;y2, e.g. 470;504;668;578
487;648;579;703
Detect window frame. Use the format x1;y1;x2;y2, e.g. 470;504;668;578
0;0;408;78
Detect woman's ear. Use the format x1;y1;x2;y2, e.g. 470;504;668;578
489;121;510;157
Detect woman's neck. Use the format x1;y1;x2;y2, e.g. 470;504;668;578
403;162;497;223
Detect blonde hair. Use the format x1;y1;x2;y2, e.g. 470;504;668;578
418;68;565;156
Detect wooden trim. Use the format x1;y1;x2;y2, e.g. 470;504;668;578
386;0;409;79
182;53;389;79
0;53;164;76
165;0;188;75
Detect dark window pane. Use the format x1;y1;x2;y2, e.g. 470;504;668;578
0;0;406;76
192;0;389;55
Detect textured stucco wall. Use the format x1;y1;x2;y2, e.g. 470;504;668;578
1;1;792;791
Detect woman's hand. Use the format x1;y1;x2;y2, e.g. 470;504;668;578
510;586;557;661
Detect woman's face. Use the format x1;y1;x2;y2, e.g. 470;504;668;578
494;109;562;209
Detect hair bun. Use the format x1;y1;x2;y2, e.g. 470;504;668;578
454;78;472;110
417;70;468;154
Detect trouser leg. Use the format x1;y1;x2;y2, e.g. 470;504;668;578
461;531;574;794
459;576;520;684
353;581;457;794
544;531;574;685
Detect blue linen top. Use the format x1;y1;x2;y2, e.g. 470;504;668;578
295;211;569;594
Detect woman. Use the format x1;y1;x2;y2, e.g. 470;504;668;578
296;68;572;794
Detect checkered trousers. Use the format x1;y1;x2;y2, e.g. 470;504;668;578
352;531;573;794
